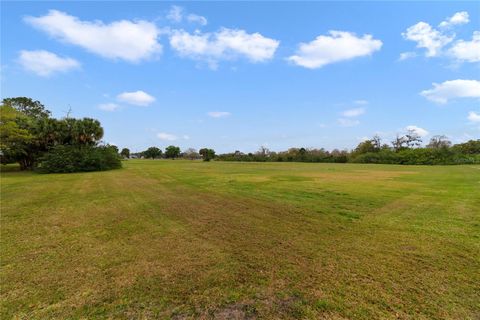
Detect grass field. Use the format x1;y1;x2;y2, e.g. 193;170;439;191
1;160;479;319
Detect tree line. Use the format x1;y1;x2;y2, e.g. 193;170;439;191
126;147;216;161
2;97;479;172
216;133;480;165
124;132;479;166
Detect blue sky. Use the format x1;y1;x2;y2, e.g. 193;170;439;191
1;1;479;153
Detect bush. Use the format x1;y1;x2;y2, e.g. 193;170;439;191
351;148;480;165
37;145;122;173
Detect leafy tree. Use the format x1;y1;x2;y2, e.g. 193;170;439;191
199;148;215;161
452;140;480;154
354;140;377;155
143;147;162;159
120;148;130;158
1;97;117;171
165;145;181;159
2;97;50;119
0;105;33;155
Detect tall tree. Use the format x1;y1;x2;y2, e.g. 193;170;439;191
2;97;51;119
199;148;215;161
165;145;181;159
120;148;130;158
143;147;162;159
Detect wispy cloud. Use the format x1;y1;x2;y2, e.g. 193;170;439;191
341;107;365;117
98;103;120;111
208;111;231;118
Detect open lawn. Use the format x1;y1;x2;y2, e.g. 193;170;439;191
1;160;479;319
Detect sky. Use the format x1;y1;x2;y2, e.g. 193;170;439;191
1;1;479;153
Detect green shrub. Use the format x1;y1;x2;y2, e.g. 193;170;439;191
37;145;122;173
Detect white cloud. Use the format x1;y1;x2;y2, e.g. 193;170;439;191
354;100;369;105
25;10;161;62
157;132;178;141
398;51;417;61
167;6;183;23
405;125;429;137
421;79;480;104
468;111;480;123
207;111;231;118
439;11;469;28
338;118;360;127
18;49;80;76
166;5;207;26
187;14;207;26
402;22;453;57
287;31;382;69
448;31;480;63
342;107;365;117
98;103;120;111
183;135;190;140
117;90;155;106
169;28;279;66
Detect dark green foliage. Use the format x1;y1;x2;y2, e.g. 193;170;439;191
218;139;480;165
37;145;122;173
452;140;480;154
143;147;162;159
1;97;119;172
352;148;480;165
199;148;215;161
165;145;181;159
120;148;130;158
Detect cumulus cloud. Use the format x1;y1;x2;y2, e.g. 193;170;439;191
420;79;480;104
98;103;120;111
157;132;178;141
342;107;365;117
439;11;469;28
405;125;429;137
169;28;279;67
207;111;231;118
287;31;382;69
25;10;161;62
117;90;155;106
468;111;480;123
448;31;480;63
18;49;80;76
402;22;453;57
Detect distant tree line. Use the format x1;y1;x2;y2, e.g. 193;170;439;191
128;146;216;161
117;130;479;165
2;97;478;170
217;132;480;165
1;97;121;173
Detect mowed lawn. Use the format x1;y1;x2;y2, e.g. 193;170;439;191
1;160;479;319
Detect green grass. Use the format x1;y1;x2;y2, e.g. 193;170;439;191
1;160;479;319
